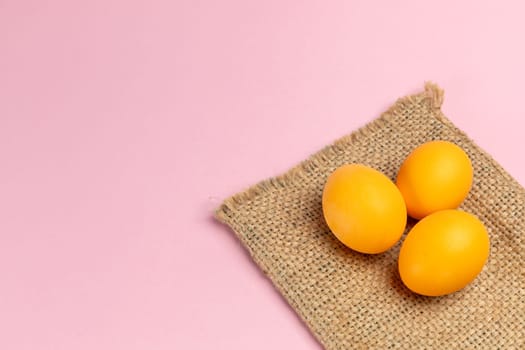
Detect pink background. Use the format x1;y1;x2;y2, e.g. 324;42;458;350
1;1;524;349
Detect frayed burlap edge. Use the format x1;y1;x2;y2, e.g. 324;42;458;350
216;83;517;217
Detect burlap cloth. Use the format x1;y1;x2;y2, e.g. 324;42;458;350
215;83;525;349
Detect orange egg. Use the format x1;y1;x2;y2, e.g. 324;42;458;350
322;164;407;254
396;140;473;219
398;209;490;296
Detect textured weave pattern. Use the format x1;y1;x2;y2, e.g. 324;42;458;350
215;84;525;349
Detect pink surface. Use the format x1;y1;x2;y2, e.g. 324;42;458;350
1;1;524;349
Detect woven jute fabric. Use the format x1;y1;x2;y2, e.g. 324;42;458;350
215;83;525;349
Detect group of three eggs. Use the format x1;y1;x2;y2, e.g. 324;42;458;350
322;140;490;296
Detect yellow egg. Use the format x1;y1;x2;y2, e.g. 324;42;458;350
396;140;473;219
322;164;407;254
398;209;490;296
